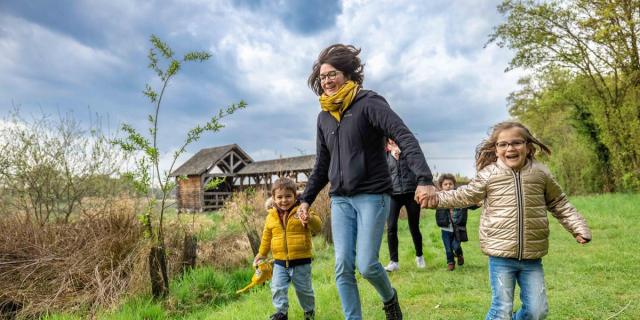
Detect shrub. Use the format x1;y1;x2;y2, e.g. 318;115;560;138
0;110;127;224
311;186;332;244
217;188;269;258
0;207;146;318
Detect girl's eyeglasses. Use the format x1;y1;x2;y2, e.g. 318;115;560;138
495;140;527;150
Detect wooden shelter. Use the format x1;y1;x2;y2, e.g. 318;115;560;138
170;144;252;212
171;145;316;212
236;154;316;187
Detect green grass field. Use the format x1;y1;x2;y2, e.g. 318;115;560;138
53;193;639;319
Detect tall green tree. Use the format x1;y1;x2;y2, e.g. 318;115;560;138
508;70;607;194
113;35;246;297
489;0;640;191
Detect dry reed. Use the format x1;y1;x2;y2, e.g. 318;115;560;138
0;209;146;318
217;189;269;261
309;186;332;244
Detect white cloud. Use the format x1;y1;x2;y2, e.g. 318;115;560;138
160;149;194;177
0;15;125;90
213;10;330;111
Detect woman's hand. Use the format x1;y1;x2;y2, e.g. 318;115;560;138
415;185;437;208
299;209;309;226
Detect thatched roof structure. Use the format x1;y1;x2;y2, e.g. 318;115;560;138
169;144;252;177
237;155;316;176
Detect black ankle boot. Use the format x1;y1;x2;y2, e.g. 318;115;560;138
269;312;287;320
304;310;315;320
383;288;403;320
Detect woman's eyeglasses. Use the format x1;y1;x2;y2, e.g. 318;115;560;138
495;140;527;150
318;70;341;82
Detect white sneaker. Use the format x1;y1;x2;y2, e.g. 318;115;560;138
384;261;400;272
416;256;426;269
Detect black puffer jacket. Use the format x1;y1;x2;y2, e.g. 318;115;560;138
435;207;469;228
302;90;433;205
387;152;417;195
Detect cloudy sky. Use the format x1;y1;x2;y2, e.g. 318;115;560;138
0;0;524;178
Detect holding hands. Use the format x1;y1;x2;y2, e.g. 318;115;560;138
298;202;310;227
415;185;438;208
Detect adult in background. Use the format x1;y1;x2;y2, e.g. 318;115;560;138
384;138;426;272
297;44;436;320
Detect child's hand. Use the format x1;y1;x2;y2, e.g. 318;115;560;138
299;211;309;227
575;235;590;244
253;255;267;267
430;197;439;208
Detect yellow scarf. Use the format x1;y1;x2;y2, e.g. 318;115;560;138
319;80;359;121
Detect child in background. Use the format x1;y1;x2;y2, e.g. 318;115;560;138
435;174;477;271
254;178;322;320
423;121;591;320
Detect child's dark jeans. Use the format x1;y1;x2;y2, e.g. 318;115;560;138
441;230;463;264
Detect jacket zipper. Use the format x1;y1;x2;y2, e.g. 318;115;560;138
513;170;524;260
280;211;290;268
449;208;455;229
336;121;343;190
397;157;404;193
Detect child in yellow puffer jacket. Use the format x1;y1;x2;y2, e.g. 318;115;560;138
254;178;322;320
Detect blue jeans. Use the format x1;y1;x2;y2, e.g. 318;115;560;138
486;256;548;320
331;193;395;320
441;230;462;264
271;263;315;314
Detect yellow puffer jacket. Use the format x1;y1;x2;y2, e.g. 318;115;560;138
258;204;322;263
437;159;591;260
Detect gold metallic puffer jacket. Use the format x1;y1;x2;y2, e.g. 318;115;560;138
437;159;591;260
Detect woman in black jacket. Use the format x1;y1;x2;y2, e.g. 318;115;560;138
384;138;425;272
298;44;436;320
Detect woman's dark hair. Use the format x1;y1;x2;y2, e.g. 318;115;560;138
307;44;365;96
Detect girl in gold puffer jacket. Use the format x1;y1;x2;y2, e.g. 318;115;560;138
430;121;591;320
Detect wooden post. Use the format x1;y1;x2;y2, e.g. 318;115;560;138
199;174;205;212
176;177;182;213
